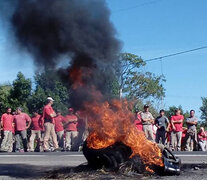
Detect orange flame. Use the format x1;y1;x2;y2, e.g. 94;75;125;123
85;99;164;168
69;67;164;170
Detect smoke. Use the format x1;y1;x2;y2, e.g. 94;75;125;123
2;0;121;109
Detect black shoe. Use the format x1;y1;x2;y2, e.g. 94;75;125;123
44;149;50;152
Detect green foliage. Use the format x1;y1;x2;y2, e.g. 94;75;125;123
9;72;32;113
119;53;165;100
27;87;47;113
103;73;120;99
200;97;207;127
0;84;12;114
31;70;70;114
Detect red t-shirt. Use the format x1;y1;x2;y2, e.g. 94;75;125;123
134;114;143;131
64;114;78;131
31;115;42;131
14;113;31;131
171;115;184;132
43;105;55;122
1;113;14;132
54;115;64;132
198;131;207;141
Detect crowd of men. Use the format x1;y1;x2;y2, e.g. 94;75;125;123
0;97;206;152
134;105;207;151
0;97;87;152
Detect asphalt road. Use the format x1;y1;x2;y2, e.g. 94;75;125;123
0;151;207;179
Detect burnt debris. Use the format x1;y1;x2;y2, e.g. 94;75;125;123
83;141;181;176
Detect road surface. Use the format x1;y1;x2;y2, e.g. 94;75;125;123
0;151;207;179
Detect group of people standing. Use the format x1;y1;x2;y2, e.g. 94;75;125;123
134;105;207;151
0;97;86;152
1;98;207;153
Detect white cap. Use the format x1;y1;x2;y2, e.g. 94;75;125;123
47;97;55;102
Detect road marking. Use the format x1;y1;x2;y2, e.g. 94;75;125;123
64;155;84;157
0;154;85;157
175;154;207;157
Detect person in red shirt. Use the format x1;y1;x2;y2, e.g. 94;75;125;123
170;109;184;151
0;107;14;152
14;107;31;152
64;108;79;151
54;111;65;150
198;127;207;151
28;111;43;152
42;97;59;152
134;109;143;131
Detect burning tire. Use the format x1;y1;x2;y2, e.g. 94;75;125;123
83;141;132;171
83;141;181;176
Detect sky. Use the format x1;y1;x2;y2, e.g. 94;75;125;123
0;0;207;119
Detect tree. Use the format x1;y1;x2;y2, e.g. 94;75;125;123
118;53;165;100
27;86;47;114
0;84;12;115
29;70;70;114
200;97;207;126
9;72;32;113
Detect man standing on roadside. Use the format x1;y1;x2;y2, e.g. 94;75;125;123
170;109;184;151
42;97;59;152
141;105;154;141
28;111;43;152
14;107;31;152
64;108;79;151
155;109;170;145
185;110;198;151
0;108;14;152
54;111;65;150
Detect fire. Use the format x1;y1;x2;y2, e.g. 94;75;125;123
69;67;164;170
85;99;164;169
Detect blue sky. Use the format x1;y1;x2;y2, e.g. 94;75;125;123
0;0;207;118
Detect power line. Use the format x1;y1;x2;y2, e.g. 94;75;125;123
112;0;162;13
145;45;207;62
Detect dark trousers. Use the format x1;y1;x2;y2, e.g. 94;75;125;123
155;130;166;145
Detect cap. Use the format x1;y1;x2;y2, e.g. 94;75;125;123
144;105;149;108
47;97;55;102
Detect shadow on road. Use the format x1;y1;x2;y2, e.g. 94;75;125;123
0;164;47;178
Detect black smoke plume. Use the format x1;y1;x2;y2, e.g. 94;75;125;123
3;0;121;109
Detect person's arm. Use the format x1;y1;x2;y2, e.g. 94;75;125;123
26;114;32;129
172;119;183;124
165;117;170;131
186;121;197;125
63;116;78;128
186;118;197;125
141;114;151;122
155;118;159;128
45;107;56;118
0;115;4;129
170;117;176;130
149;113;154;124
